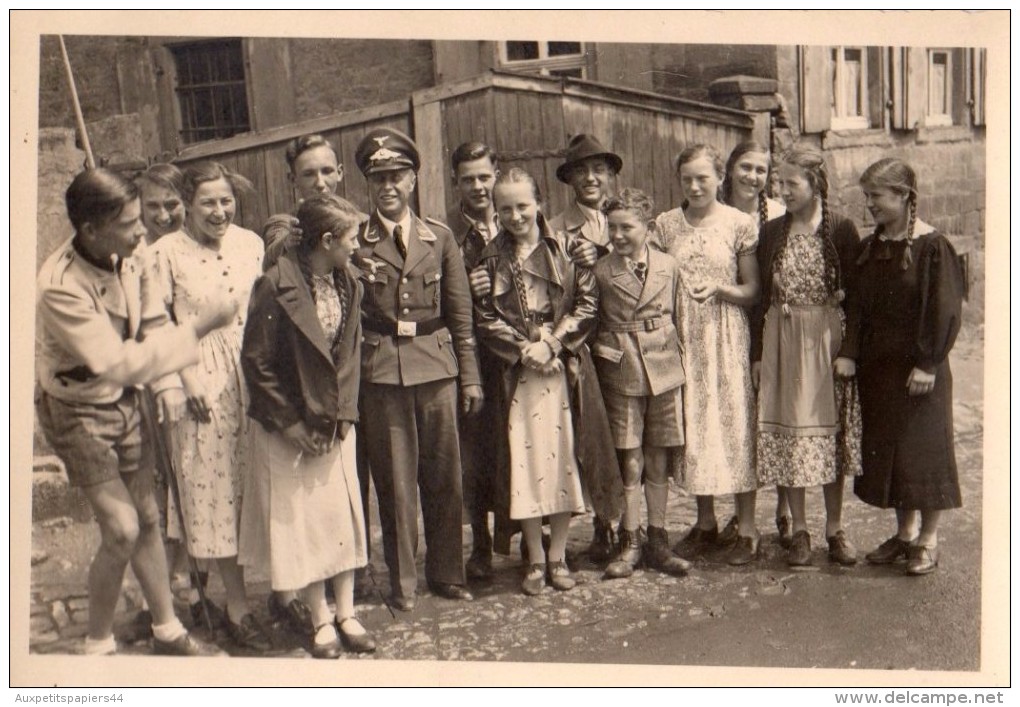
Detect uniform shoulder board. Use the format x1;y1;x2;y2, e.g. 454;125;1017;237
423;216;453;235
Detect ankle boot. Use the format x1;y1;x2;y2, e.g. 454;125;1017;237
604;528;643;579
587;516;616;564
643;526;692;576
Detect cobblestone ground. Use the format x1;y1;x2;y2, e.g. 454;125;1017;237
26;323;990;673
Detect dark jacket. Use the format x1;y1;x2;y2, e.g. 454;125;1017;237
750;212;863;363
242;252;362;436
474;219;623;548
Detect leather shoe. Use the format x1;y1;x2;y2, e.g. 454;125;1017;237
226;612;273;652
521;563;545;596
717;515;740;546
604;528;643;579
189;598;227;631
427;582;474;601
310;623;343;660
387;594;417;612
788;530;813;567
466;548;494;582
776;515;793;549
906;545;939;575
587;517;616;564
546;561;576;591
672;524;718;557
827;530;858;566
866;535;914;564
268;594;313;637
152;632;227;657
726;535;760;566
336;617;377;654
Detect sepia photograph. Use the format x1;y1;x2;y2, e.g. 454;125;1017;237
10;9;1010;691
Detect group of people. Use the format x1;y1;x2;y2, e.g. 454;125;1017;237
34;123;965;661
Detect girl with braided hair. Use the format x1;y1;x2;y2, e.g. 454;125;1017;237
240;194;376;656
850;158;964;576
750;146;863;569
720;140;792;547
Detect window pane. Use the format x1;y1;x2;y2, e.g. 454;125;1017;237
843;51;862;116
506;41;539;61
548;42;582;57
930;52;948;114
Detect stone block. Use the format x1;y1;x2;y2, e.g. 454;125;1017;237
708;74;779;96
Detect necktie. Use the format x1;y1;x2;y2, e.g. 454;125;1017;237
393;224;407;260
631;261;647;283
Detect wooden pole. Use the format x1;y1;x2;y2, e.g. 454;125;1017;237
58;35;95;170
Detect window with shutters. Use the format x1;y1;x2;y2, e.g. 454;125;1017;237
831;47;870;130
926;50;953;126
801;45;984;134
169;39;251;144
498;41;588;78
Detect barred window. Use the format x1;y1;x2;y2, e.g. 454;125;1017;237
170;39;251;144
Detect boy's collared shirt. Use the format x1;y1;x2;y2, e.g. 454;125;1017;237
36;236;197;404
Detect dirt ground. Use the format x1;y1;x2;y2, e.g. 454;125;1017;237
26;303;991;681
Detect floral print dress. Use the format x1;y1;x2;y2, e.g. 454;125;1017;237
152;225;264;558
653;205;758;495
756;231;862;487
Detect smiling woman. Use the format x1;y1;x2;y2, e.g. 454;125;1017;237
147;161;271;653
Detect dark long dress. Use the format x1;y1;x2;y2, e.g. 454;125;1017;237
850;229;964;510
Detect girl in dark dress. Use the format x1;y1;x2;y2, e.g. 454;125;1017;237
851;158;965;576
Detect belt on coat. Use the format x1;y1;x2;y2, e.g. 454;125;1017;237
363;317;447;338
599;315;671;333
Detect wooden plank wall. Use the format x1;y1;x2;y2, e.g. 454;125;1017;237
176;110;412;234
175;73;752;235
438;84;751;224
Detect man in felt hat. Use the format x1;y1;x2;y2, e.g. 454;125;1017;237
548;133;623;254
353;127;482;610
549;133;625;563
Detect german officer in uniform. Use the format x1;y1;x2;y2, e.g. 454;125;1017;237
354;127;482;610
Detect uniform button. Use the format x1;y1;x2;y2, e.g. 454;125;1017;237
402;308;410;315
402;277;408;284
402;292;409;300
368;274;376;282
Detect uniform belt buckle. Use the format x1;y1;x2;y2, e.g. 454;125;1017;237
644;318;658;331
396;320;417;337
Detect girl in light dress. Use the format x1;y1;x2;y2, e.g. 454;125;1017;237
652;144;762;566
150;161;270;651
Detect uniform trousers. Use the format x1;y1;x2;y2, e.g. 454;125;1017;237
362;378;466;599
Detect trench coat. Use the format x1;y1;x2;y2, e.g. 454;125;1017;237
474;220;624;554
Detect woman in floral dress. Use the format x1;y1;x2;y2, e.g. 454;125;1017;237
652;144;761;566
151;161;270;651
751;146;863;569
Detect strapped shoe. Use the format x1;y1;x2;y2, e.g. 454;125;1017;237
310;623;343;660
152;632;227;657
336;617;377;654
717;515;740;546
521;563;546;596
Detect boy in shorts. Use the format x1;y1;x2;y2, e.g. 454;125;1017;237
35;168;234;655
592;188;691;579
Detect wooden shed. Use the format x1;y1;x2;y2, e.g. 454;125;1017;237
176;70;761;232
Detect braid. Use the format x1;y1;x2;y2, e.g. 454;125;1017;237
818;184;840;297
296;247;317;305
758;191;769;232
901;195;918;270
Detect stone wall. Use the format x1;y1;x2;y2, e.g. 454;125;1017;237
289;39;435;121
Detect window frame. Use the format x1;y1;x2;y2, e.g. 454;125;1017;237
167;38;253;146
497;41;588;78
830;45;871;130
926;48;953;126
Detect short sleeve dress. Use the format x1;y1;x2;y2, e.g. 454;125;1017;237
851;227;964;509
151;225;264;558
652;204;759;495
